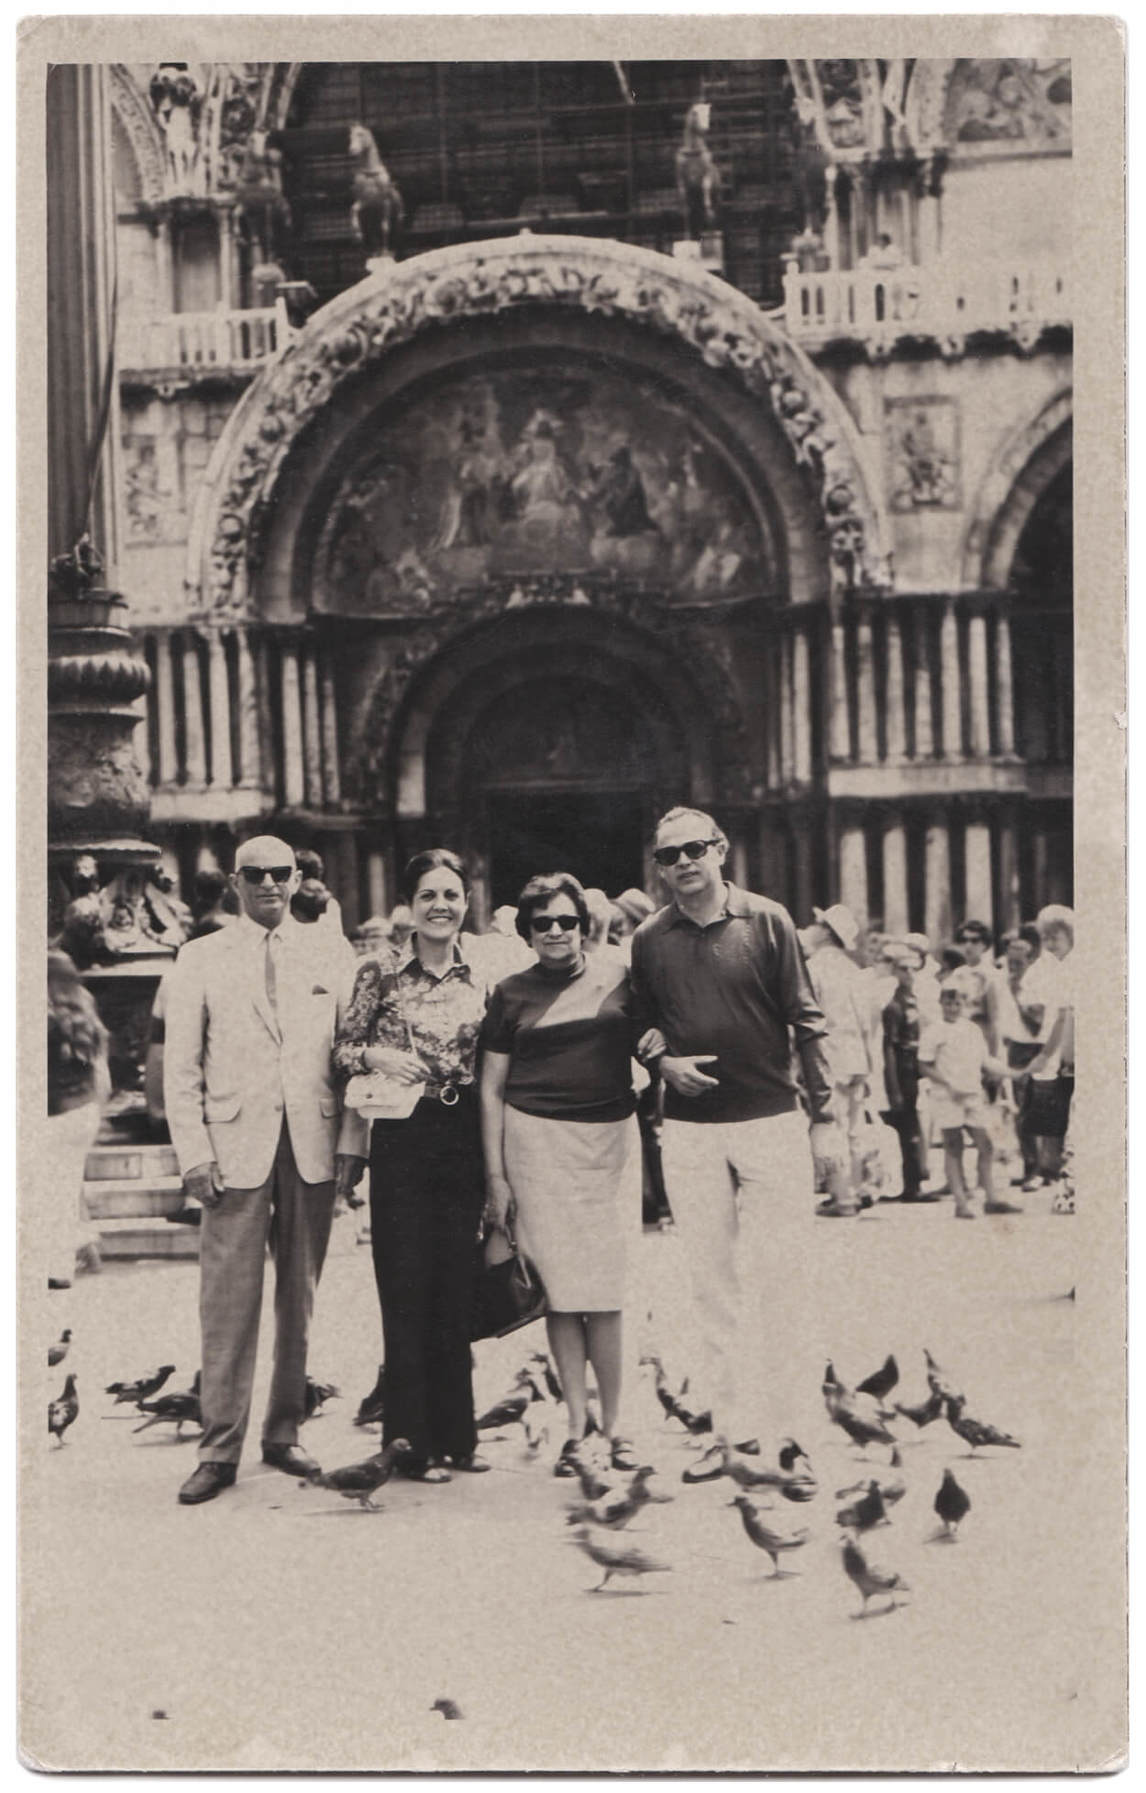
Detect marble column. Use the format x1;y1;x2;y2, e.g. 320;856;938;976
366;850;388;920
838;824;868;924
829;620;850;761
235;626;261;788
939;602;961;758
320;656;342;806
792;626;812;783
792;824;814;925
995;611;1016;755
155;631;178;786
885;617;907;759
964;819;993;929
924;819;951;945
882;814;909;936
778;634;793;783
967;611;991;758
280;640;305;809
856;614;878;762
180;633;208;787
996;816;1019;933
913;611;934;758
207;630;233;789
302;646;323;810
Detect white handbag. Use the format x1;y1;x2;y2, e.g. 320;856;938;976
343;1005;426;1120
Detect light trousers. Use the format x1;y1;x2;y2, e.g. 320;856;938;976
198;1123;335;1464
660;1108;814;1447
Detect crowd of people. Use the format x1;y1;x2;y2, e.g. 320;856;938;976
46;811;1076;1505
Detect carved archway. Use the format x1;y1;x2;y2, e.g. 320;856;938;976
961;388;1072;588
186;234;892;616
346;589;755;822
109;65;167;206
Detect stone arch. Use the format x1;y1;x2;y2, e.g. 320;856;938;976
961;388;1072;588
108;65;167;206
185;234;892;616
903;58;958;153
348;591;754;822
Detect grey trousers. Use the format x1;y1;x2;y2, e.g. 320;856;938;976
198;1123;335;1465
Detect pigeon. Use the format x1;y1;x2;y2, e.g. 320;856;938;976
778;1437;811;1475
522;1403;551;1455
642;1354;711;1435
133;1371;201;1436
566;1465;663;1531
822;1361;884;1426
934;1467;972;1539
945;1395;1021;1454
895;1387;945;1429
49;1373;78;1446
571;1454;616;1503
831;1403;898;1455
835;1480;887;1535
728;1496;809;1577
571;1525;672;1593
856;1354;899;1408
841;1536;909;1616
924;1348;964;1406
476;1370;539;1432
431;1698;464;1720
304;1377;341;1421
529;1351;563;1403
354;1365;386;1427
723;1446;817;1502
106;1364;176;1407
47;1329;72;1368
301;1438;413;1509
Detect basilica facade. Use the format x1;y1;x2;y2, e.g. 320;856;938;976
92;57;1071;934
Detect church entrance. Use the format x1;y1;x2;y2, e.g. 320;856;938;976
487;787;646;909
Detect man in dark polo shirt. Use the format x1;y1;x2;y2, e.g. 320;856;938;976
630;806;844;1482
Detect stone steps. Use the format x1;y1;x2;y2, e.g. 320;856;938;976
83;1141;199;1259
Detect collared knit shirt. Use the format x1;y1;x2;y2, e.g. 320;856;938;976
630;882;835;1125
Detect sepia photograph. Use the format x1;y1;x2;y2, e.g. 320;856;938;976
18;15;1126;1773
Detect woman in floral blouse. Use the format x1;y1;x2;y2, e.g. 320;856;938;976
334;848;492;1482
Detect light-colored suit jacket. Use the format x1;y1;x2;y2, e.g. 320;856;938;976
164;914;368;1188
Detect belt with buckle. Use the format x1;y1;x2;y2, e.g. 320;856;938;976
432;1084;461;1107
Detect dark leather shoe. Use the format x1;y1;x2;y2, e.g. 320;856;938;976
262;1442;321;1478
178;1461;236;1505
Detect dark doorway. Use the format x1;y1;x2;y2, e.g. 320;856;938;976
488;789;645;908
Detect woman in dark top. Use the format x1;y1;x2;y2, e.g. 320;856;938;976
334;848;493;1483
480;872;643;1478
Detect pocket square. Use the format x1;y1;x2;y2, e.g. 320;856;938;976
312;984;331;996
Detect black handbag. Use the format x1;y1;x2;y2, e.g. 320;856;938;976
470;1225;547;1341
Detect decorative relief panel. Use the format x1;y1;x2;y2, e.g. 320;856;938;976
315;367;776;616
946;59;1072;150
884;396;960;512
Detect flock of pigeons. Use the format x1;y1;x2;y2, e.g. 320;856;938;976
48;1327;1022;1619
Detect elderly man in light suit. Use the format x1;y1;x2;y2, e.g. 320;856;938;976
164;836;367;1505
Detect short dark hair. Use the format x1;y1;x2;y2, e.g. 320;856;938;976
1017;923;1042;955
295;847;325;882
939;946;967;975
954;919;992;945
515;872;590;942
399;847;469;907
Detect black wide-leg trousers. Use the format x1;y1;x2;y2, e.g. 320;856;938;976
369;1091;484;1466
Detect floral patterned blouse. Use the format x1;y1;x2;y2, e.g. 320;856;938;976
333;941;491;1098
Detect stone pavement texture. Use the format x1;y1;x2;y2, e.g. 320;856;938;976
23;1195;1114;1773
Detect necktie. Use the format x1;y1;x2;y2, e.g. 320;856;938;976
265;930;279;1019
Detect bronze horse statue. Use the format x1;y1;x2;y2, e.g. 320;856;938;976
348;122;405;258
675;101;722;241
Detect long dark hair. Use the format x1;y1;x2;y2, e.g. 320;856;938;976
399;847;469;907
47;949;108;1071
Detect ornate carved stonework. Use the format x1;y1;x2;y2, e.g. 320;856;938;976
787;59;887;160
109;65;168;205
946;59;1072;150
347;576;757;811
195;235;891;613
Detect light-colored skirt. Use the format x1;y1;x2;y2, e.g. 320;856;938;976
503;1107;641;1311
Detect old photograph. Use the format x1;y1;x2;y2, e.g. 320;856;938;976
20;17;1126;1773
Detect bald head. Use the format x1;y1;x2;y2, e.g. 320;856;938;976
232;836;298;928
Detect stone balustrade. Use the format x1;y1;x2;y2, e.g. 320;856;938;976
119;306;286;381
136;626;341;820
780;257;1070;352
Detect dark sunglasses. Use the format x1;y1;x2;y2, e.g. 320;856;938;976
238;865;293;885
652;838;717;868
530;913;581;933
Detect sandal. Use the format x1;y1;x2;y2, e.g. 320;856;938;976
399;1459;452;1483
553;1437;583;1478
610;1436;641;1472
451;1454;491;1473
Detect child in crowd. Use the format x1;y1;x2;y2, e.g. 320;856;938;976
918;977;1018;1219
